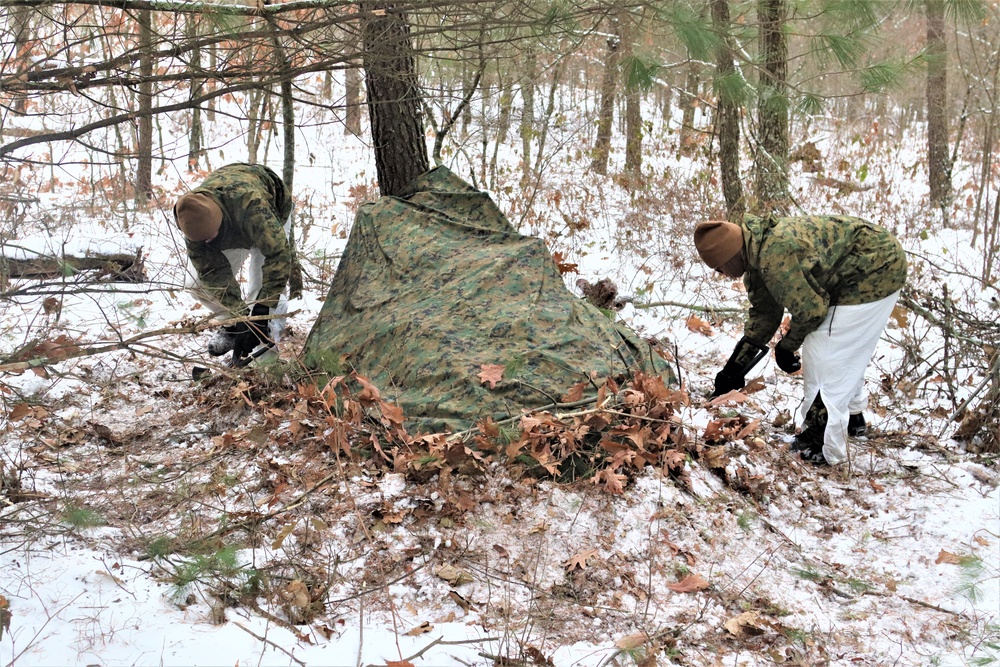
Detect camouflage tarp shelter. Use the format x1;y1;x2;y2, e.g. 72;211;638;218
302;167;672;432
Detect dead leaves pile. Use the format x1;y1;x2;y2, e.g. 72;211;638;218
267;371;772;500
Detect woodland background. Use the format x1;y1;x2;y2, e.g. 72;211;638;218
0;0;999;666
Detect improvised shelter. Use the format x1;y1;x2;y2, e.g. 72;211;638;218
302;167;672;432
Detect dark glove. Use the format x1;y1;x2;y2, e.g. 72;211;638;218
711;336;768;397
774;341;802;374
231;304;270;366
713;361;745;397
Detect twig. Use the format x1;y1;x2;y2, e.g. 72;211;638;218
0;309;300;374
371;635;500;667
633;300;742;313
233;621;305;666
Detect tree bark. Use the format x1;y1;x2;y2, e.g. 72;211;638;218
135;8;154;200
622;18;642;176
712;0;744;218
754;0;790;214
345;62;364;136
679;62;700;151
344;29;363;137
10;6;33;115
926;0;951;209
187;16;203;170
591;28;620;175
520;48;537;184
361;2;429;197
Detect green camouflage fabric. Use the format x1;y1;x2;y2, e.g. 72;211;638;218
182;163;295;313
302;166;672;433
740;214;907;352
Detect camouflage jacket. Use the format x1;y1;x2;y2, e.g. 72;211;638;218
741;214;907;351
184;163;293;313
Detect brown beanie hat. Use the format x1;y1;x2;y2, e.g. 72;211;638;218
174;192;223;242
693;220;744;269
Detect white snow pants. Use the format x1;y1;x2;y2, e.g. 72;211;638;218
796;291;900;465
186;220;291;345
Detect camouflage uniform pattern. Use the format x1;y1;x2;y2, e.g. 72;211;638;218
183;163;295;314
302;166;672;433
740;214;907;352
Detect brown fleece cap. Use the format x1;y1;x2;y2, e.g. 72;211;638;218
693;220;743;269
174;192;223;242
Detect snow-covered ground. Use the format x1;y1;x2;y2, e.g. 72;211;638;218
1;85;998;667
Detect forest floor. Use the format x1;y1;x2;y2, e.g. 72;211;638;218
1;111;999;667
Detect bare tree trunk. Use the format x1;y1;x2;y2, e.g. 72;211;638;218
247;87;267;164
622;18;642;177
926;0;951;210
591;27;620;175
10;6;32;115
754;0;790;214
712;0;744;218
679;62;700;151
520;49;537;184
135;8;154;200
344;30;363;137
187;17;203;170
361;2;429;197
345;62;364;136
497;76;513;145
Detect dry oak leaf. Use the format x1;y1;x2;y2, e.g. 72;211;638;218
434;563;473;586
385;662;415;667
935;549;963;565
666;573;709;593
564;547;599;571
478;363;505;389
615;633;648;650
723;610;767;637
405;621;433;636
706;390;748;407
447;590;476;611
562;380;588;403
685;314;713;336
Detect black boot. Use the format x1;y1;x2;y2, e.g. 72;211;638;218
848;413;867;437
799;441;828;466
790;426;823;453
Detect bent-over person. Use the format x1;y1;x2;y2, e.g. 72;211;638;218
693;215;907;466
173;163;301;366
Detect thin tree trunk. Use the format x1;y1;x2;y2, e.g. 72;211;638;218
712;0;744;218
345;62;363;136
926;0;951;209
591;26;620;175
679;62;700;151
361;2;429;197
622;17;642;177
11;6;32;115
754;0;790;214
344;30;363;137
187;17;203;170
520;49;537;184
135;8;154;200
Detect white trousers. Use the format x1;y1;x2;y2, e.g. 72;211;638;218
186;221;290;344
796;291;900;465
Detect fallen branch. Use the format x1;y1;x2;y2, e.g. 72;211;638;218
0;310;300;374
0;248;146;282
633;299;742;313
232;621;306;666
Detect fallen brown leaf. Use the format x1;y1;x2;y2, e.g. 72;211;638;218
564;547;599;571
666;573;709;593
935;549;962;565
478;363;505;389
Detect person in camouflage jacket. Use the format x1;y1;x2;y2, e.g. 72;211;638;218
694;215;907;465
173;163;301;366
